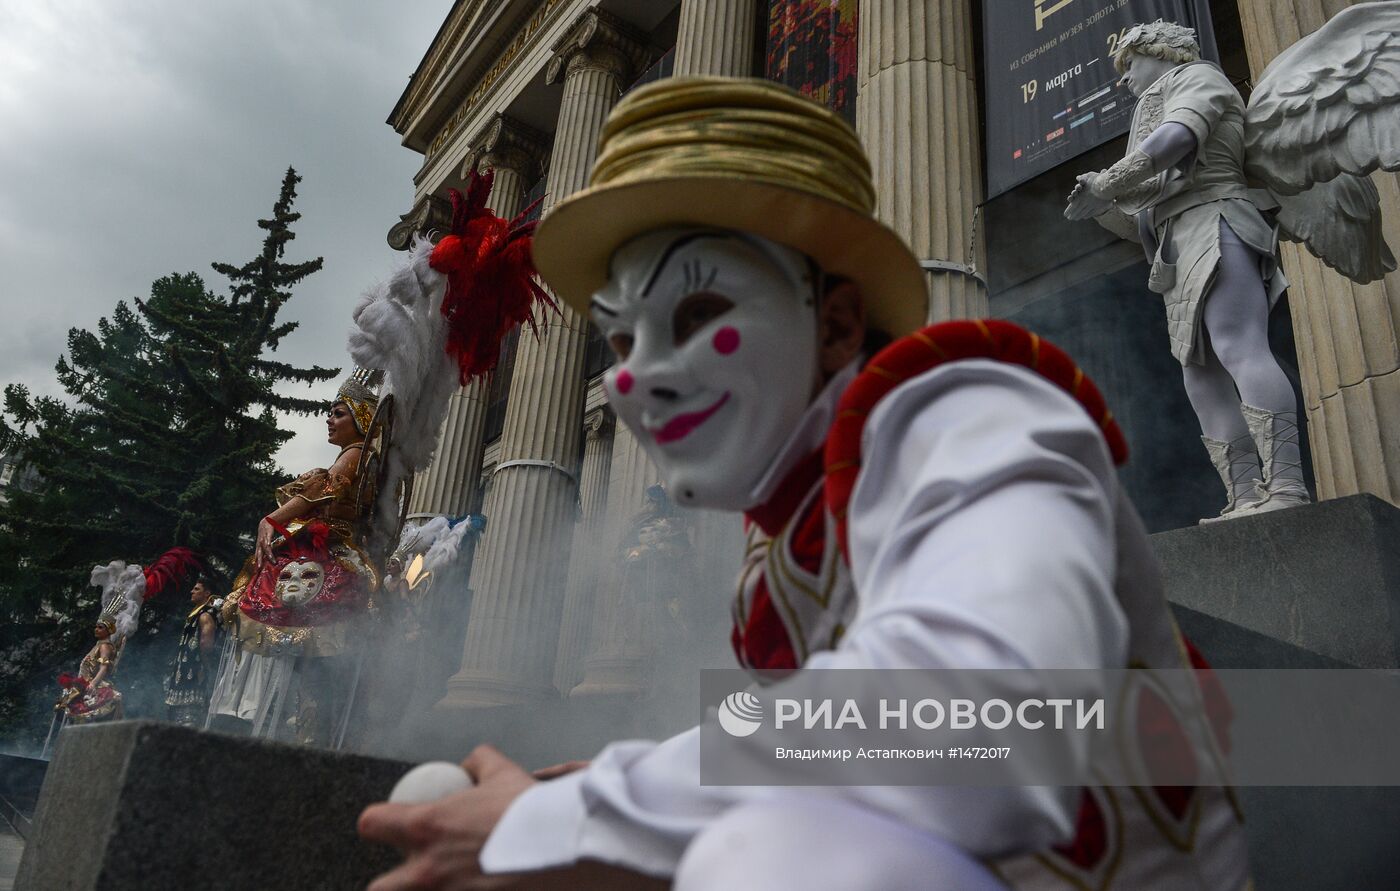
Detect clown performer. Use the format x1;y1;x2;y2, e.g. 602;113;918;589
207;373;385;746
358;77;1249;891
1067;10;1400;523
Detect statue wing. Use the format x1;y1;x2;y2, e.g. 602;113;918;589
1273;175;1397;284
1244;2;1400;195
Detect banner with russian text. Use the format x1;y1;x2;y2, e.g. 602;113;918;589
982;0;1217;198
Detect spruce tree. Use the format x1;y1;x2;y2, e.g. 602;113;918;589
0;168;338;742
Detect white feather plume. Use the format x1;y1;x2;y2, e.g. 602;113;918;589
90;560;146;641
347;238;460;538
396;516;474;576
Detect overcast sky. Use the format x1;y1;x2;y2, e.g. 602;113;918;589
0;0;454;474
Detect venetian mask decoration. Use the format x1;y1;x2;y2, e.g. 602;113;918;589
590;228;820;511
275;560;326;608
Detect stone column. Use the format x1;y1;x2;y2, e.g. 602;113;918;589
571;423;664;696
674;0;758;77
442;11;651;707
407;115;545;521
552;407;615;692
1235;0;1400;504
856;0;988;322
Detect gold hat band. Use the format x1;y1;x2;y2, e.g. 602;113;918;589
591;81;875;214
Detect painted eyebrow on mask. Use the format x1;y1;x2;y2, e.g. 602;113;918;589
642;232;739;297
589;299;619;317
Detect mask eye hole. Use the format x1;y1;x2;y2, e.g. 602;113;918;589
608;333;634;361
673;293;734;347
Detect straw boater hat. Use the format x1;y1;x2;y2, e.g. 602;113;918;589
531;77;927;337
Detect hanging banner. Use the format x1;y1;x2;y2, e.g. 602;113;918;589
982;0;1216;198
765;0;859;125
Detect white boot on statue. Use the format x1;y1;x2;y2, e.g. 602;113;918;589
1199;434;1264;524
1230;404;1311;517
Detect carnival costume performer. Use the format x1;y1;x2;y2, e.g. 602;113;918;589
1067;10;1400;522
54;548;202;726
208;374;383;746
359;78;1250;891
163;576;223;726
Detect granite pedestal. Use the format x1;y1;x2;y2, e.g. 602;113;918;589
1154;494;1400;667
1155;494;1400;891
16;722;408;890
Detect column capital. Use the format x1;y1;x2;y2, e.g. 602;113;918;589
386;193;452;251
584;405;615;441
460;113;550;184
545;9;652;87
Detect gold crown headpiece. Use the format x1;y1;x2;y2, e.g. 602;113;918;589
336;368;382;434
532;77;927;337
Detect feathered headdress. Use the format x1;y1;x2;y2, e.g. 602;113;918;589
90;561;147;641
348;169;554;544
141;547;203;600
335;369;383;434
90;547;204;641
427;168;557;383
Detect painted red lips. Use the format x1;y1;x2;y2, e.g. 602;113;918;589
652;392;731;445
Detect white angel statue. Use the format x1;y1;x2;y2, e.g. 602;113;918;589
1065;7;1399;523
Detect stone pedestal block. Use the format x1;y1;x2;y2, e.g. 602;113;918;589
1153;494;1400;668
16;722;406;890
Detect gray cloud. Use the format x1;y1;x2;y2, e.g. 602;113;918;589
0;0;452;474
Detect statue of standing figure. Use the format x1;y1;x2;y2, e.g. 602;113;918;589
1066;9;1400;522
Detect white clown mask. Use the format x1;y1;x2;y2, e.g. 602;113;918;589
590;228;821;511
275;560;326;608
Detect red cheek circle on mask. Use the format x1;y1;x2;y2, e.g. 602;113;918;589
712;326;741;355
615;369;635;395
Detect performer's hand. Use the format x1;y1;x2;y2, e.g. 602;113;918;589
255;518;275;567
359;745;535;890
531;759;590;780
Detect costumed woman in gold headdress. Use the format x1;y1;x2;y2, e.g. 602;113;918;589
49;547;201;741
53;562;144;725
208;373;383;746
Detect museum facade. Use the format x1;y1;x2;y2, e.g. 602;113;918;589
386;0;1400;712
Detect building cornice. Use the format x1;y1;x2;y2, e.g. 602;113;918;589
403;0;575;161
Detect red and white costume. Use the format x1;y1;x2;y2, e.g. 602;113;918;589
481;320;1250;890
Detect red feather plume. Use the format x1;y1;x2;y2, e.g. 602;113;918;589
428;169;558;384
141;547;203;600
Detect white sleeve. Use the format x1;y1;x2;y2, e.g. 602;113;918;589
480;359;1130;877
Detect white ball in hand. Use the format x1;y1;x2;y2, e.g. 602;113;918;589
389;761;475;804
